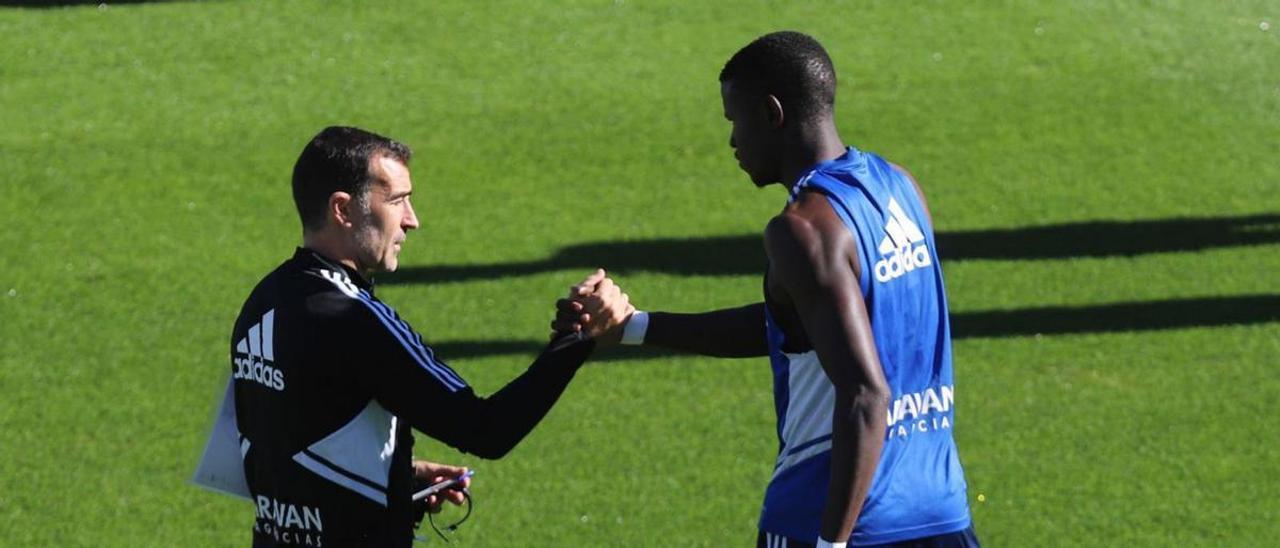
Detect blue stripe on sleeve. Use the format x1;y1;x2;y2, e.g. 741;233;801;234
358;294;468;389
352;293;467;392
312;268;468;392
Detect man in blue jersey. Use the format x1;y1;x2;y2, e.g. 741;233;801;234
559;32;979;547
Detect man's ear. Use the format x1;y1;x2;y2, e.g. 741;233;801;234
765;94;785;128
328;191;355;228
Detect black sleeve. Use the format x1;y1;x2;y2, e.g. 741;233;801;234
350;304;595;459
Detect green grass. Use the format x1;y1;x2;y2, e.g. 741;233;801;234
1;0;1277;545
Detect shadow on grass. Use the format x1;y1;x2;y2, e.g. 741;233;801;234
0;0;173;6
430;295;1280;361
936;213;1280;261
951;294;1280;339
381;213;1280;285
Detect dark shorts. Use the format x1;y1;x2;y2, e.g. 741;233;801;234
757;525;980;548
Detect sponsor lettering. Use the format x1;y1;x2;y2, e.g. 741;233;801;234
885;385;953;439
254;495;323;546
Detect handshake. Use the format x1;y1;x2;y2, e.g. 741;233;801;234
552;268;636;344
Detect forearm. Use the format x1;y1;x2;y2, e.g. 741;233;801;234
643;303;767;358
820;389;889;542
435;333;595;459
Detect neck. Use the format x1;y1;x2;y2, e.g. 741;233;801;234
302;230;364;276
780;119;846;191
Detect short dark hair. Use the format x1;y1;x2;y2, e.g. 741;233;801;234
291;126;412;231
719;31;836;123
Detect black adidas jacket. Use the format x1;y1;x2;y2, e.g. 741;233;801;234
230;248;595;547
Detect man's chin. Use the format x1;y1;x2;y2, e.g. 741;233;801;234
382;245;407;272
750;173;776;188
741;168;777;188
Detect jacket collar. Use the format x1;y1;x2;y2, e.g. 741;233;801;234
296;247;375;291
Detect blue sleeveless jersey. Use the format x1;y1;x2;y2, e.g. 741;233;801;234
759;147;971;544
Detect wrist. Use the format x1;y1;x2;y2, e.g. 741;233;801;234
619;311;649;345
816;538;846;548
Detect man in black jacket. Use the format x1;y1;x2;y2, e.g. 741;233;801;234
230;126;630;546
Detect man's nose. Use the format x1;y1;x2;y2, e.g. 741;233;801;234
404;201;420;230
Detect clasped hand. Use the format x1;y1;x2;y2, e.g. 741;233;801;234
551;268;634;343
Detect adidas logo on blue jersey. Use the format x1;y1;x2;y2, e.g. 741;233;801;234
873;198;932;283
234;309;285;391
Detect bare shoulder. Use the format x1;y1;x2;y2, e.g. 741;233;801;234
765;191;858;281
766;207;818;247
765;192;838;251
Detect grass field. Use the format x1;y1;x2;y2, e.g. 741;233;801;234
1;0;1277;545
